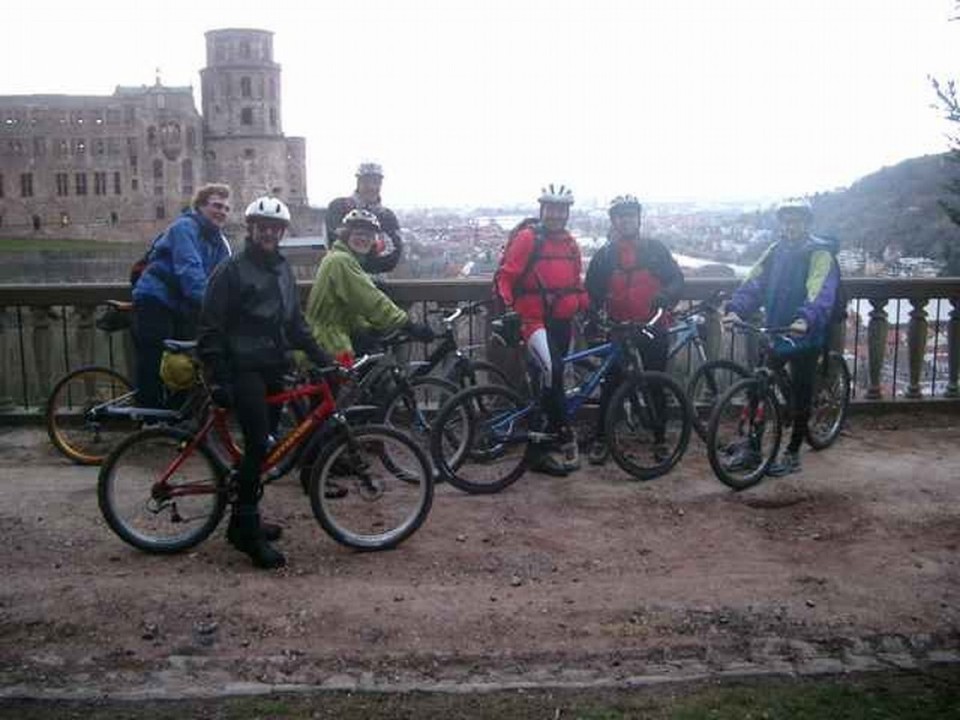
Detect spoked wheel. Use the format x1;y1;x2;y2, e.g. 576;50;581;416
46;366;138;465
455;359;514;391
97;427;227;553
605;371;692;481
806;351;851;450
309;424;433;551
706;378;782;491
382;376;459;458
687;360;751;442
429;383;532;494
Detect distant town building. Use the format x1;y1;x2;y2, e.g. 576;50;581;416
0;28;322;243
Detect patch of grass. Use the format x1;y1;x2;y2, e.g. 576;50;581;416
1;669;958;719
0;237;140;252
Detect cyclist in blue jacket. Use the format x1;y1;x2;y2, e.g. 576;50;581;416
722;197;840;476
132;184;233;408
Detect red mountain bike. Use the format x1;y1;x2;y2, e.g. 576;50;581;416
97;358;433;553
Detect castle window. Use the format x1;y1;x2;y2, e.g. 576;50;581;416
21;173;34;197
60;212;70;227
147;126;157;148
0;174;4;197
240;40;251;59
216;42;226;62
32;215;41;231
186;126;196;150
124;106;135;124
74;139;86;154
114;172;122;195
94;139;105;156
156;204;166;220
110;211;119;225
241;77;252;98
33;137;46;156
94;172;107;196
106;109;122;124
181;159;193;195
130;155;138;174
244;148;255;159
74;173;87;196
268;78;276;101
56;173;69;197
57;139;69;156
153;159;163;179
269;108;276;127
93;112;104;125
132;178;139;191
108;138;120;155
154;184;163;196
71;111;83;125
241;108;253;125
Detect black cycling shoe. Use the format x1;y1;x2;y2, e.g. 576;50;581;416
528;449;570;477
766;449;801;477
227;506;286;569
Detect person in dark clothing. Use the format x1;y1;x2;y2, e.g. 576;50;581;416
324;162;403;275
132;183;233;408
584;194;685;465
723;197;840;477
198;196;334;569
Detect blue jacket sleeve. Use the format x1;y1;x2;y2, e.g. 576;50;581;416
796;250;840;332
727;245;774;318
170;220;209;308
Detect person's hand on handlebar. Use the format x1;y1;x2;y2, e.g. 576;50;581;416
721;311;742;328
404;321;435;342
788;317;809;336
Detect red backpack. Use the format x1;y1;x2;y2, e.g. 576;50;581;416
491;218;546;315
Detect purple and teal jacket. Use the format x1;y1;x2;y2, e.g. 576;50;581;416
727;236;840;356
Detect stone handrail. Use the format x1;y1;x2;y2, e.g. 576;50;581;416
0;277;958;413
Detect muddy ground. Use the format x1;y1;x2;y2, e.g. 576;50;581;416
0;413;958;699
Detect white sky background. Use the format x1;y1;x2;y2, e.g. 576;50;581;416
3;0;957;209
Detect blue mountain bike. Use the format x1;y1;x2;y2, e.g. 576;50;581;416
429;309;693;493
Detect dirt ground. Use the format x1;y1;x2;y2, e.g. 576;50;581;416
0;413;958;699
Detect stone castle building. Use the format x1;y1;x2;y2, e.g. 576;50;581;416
0;28;322;243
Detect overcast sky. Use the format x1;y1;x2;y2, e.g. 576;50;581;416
4;0;957;209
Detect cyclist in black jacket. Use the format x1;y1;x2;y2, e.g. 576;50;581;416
198;196;334;569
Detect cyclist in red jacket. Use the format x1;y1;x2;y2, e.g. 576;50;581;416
585;194;684;465
495;184;588;476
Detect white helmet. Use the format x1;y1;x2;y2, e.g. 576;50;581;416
538;183;574;205
341;208;382;232
609;194;642;216
775;197;813;219
356;162;384;178
245;196;291;224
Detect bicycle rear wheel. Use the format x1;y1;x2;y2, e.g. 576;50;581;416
455;359;514;390
309;425;433;551
706;378;782;490
687;359;751;442
429;383;533;494
46;366;137;465
605;371;692;481
98;427;227;553
806;351;850;450
382;376;459;456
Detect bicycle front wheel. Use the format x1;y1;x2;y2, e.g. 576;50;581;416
46;366;137;465
687;360;751;442
605;371;692;481
429;383;532;494
98;427;227;553
806;351;851;450
706;378;782;491
455;359;514;391
309;425;433;551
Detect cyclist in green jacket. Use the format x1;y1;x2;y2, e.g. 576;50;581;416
305;209;433;364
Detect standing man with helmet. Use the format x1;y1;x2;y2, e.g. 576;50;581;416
494;184;589;476
198;196;335;569
132;183;233;408
722;197;840;477
306;208;433;366
585;195;684;465
325;162;403;275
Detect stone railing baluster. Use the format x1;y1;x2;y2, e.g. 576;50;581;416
75;304;97;370
867;298;889;400
905;297;929;399
31;306;54;404
947;297;959;399
0;307;13;411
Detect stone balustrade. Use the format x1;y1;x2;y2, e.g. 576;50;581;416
0;277;958;415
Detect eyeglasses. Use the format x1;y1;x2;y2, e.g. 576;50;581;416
207;201;231;212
